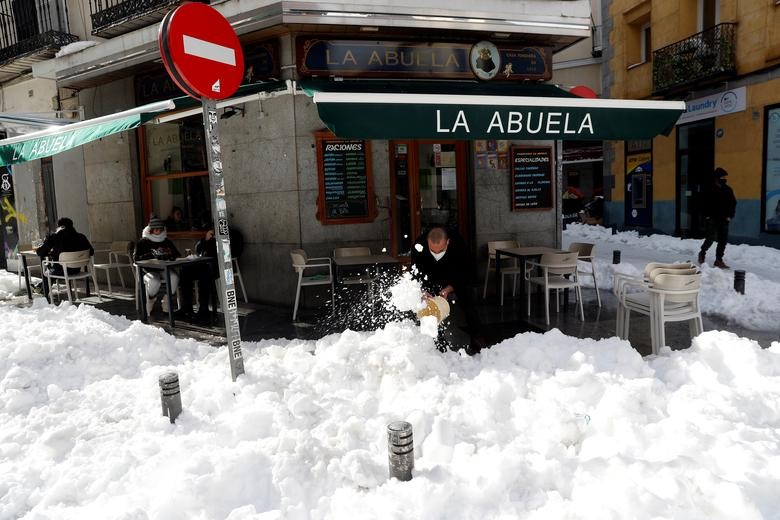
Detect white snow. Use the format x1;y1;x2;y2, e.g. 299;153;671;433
1;226;779;519
55;41;98;58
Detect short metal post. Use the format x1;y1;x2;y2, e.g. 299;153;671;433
387;421;414;481
612;250;621;264
611;226;618;235
159;371;182;424
733;269;745;294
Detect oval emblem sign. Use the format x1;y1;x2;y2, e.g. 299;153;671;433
470;41;500;81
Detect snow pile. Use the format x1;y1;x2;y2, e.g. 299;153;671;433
55;41;98;58
1;302;780;519
0;269;17;299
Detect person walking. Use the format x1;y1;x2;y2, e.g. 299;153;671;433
698;167;737;269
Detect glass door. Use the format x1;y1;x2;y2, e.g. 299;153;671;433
389;140;468;257
676;119;714;237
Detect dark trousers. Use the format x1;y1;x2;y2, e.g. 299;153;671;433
179;263;214;314
700;218;729;260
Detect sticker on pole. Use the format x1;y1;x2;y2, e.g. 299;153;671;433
158;3;244;100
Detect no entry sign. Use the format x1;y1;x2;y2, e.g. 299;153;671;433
159;3;244;100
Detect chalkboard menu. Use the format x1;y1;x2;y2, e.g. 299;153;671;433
510;147;553;211
316;132;376;224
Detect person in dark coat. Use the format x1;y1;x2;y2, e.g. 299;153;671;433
177;228;217;322
698;167;737;269
36;217;94;299
411;226;486;354
134;216;181;315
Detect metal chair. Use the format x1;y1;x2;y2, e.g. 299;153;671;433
525;251;583;326
93;241;134;295
290;249;334;321
483;239;519;300
568;242;601;307
43;250;102;304
14;244;41;290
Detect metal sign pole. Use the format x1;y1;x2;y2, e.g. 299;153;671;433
202;98;245;381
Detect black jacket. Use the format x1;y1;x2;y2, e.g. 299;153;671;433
410;229;471;295
37;226;94;275
134;238;180;262
703;182;737;223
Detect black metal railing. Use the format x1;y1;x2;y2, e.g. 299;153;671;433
0;0;77;65
90;0;208;37
653;23;736;94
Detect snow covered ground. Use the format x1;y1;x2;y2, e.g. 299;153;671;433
1;228;779;519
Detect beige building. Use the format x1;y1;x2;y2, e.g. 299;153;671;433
605;0;780;246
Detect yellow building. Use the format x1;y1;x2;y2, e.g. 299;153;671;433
606;0;780;246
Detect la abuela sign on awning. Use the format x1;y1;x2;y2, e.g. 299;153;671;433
311;92;686;141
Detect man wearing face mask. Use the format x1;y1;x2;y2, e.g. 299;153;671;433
411;226;486;354
698;167;737;269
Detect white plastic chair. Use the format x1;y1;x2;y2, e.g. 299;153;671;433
568;242;601;307
232;257;248;302
43;250;102;304
613;262;695;338
14;244;41;290
291;249;334;321
618;270;702;355
93;241;133;295
482;239;522;301
525;251;584;326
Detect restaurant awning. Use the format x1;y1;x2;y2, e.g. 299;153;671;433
299;79;686;141
0;80;288;167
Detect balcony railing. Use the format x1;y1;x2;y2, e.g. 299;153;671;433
0;0;78;69
90;0;209;38
652;23;736;95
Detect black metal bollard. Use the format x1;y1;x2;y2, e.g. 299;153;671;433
734;270;746;294
387;421;414;481
612;226;618;235
159;371;182;424
612;250;621;264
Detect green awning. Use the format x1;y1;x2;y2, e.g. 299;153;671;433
300;79;686;141
0;80;288;167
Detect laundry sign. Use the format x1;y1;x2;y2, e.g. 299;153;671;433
677;87;746;125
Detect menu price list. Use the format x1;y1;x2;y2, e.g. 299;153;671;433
323;139;369;219
511;147;552;211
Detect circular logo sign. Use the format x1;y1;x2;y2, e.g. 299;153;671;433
159;3;244;100
719;91;738;113
470;41;500;81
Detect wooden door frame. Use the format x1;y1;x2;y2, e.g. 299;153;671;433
389;139;469;256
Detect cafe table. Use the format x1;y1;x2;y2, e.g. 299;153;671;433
135;256;213;328
19;249;40;301
332;254;401;284
494;246;566;313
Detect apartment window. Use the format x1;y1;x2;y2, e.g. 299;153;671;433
624;2;652;68
698;0;719;31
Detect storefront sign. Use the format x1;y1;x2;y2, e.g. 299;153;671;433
297;39;550;80
625;148;653;227
510;147;553;211
677;86;746;125
316;136;375;224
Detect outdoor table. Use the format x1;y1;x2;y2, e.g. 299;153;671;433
19;249;38;301
495;246;565;314
135;256;213;328
332;254;401;284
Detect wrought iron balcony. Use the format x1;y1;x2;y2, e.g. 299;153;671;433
0;0;78;79
652;23;736;95
90;0;210;38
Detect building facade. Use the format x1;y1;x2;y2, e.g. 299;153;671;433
604;0;780;247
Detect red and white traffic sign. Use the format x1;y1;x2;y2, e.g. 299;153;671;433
158;3;244;100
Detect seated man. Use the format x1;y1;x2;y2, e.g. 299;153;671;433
133;216;181;316
36;217;94;299
410;226;486;355
177;228;218;322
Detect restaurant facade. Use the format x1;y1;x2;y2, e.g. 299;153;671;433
1;0;681;305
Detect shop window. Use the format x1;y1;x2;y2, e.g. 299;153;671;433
763;105;780;233
139;115;211;236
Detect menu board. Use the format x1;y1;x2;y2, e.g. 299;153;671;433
316;134;375;224
510;147;553;211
